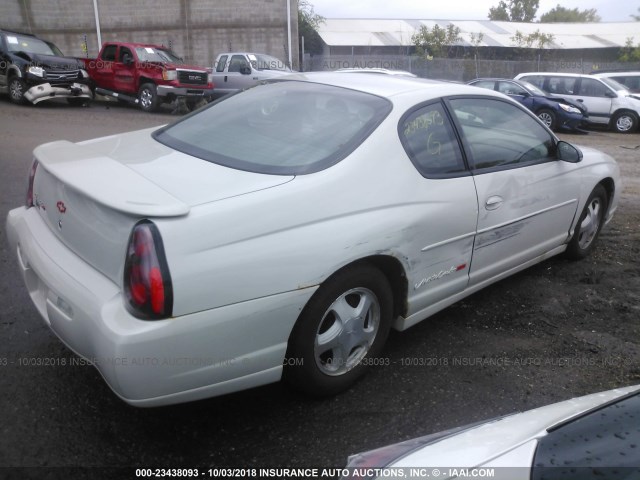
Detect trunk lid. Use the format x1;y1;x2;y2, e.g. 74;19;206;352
32;127;293;283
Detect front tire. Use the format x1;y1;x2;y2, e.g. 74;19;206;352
138;83;158;112
537;109;556;130
284;264;393;396
565;185;608;260
9;77;27;105
611;111;637;133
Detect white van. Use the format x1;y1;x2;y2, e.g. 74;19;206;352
515;72;640;133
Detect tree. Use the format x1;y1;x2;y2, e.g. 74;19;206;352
619;37;640;62
511;29;555;49
540;5;600;22
298;0;325;61
469;32;484;77
411;24;462;58
488;0;540;22
632;7;640;20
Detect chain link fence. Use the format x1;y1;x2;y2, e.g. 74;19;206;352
302;55;640;81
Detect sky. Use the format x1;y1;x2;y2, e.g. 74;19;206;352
309;0;639;22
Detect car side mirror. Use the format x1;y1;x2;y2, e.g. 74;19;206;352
605;90;617;98
122;54;133;66
240;66;252;75
557;141;582;163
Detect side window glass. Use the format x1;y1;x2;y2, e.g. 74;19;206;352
399;102;466;177
450;98;554;171
216;55;228;73
498;81;526;96
578;78;609;97
472;81;496;90
101;44;117;62
521;75;544;89
547;76;576;95
118;46;133;63
611;75;640;91
228;55;249;73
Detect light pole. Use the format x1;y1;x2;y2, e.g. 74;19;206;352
92;0;102;50
287;0;292;68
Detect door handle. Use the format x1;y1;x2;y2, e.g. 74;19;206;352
485;195;503;210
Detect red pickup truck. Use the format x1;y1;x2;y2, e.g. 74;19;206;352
82;42;214;112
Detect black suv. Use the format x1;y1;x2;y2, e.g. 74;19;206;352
0;29;92;105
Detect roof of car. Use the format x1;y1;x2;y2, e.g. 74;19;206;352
0;29;36;37
516;72;598;78
276;71;500;100
592;71;640;76
469;78;519;82
336;68;417;77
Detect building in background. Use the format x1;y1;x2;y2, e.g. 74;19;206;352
310;18;640;79
0;0;299;68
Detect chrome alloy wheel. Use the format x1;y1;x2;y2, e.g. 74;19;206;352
615;114;634;133
314;287;380;376
140;88;153;109
538;111;553;128
577;196;603;250
9;79;24;102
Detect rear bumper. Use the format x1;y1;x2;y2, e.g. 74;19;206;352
156;85;215;98
24;82;92;104
6;206;315;406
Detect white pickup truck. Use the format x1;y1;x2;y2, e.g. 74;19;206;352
210;52;292;98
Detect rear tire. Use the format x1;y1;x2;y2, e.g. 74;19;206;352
284;264;393;396
138;83;158;112
565;184;608;260
611;111;637;133
537;109;556;130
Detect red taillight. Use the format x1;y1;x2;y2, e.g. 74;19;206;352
123;221;173;320
26;159;39;208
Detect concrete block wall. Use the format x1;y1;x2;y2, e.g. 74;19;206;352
1;0;299;68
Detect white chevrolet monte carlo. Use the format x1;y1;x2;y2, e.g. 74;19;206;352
6;72;620;406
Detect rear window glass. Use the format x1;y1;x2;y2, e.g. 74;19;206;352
153;81;392;175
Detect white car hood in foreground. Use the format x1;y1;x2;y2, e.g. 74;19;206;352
39;126;293;216
390;386;640;474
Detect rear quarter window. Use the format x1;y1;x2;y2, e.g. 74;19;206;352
216;55;228;72
399;101;467;178
101;44;117;61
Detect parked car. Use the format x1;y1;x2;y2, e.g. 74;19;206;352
0;29;92;105
82;42;214;112
342;385;640;479
515;72;640;133
6;72;620;406
592;70;640;94
467;77;588;132
210;52;292;98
